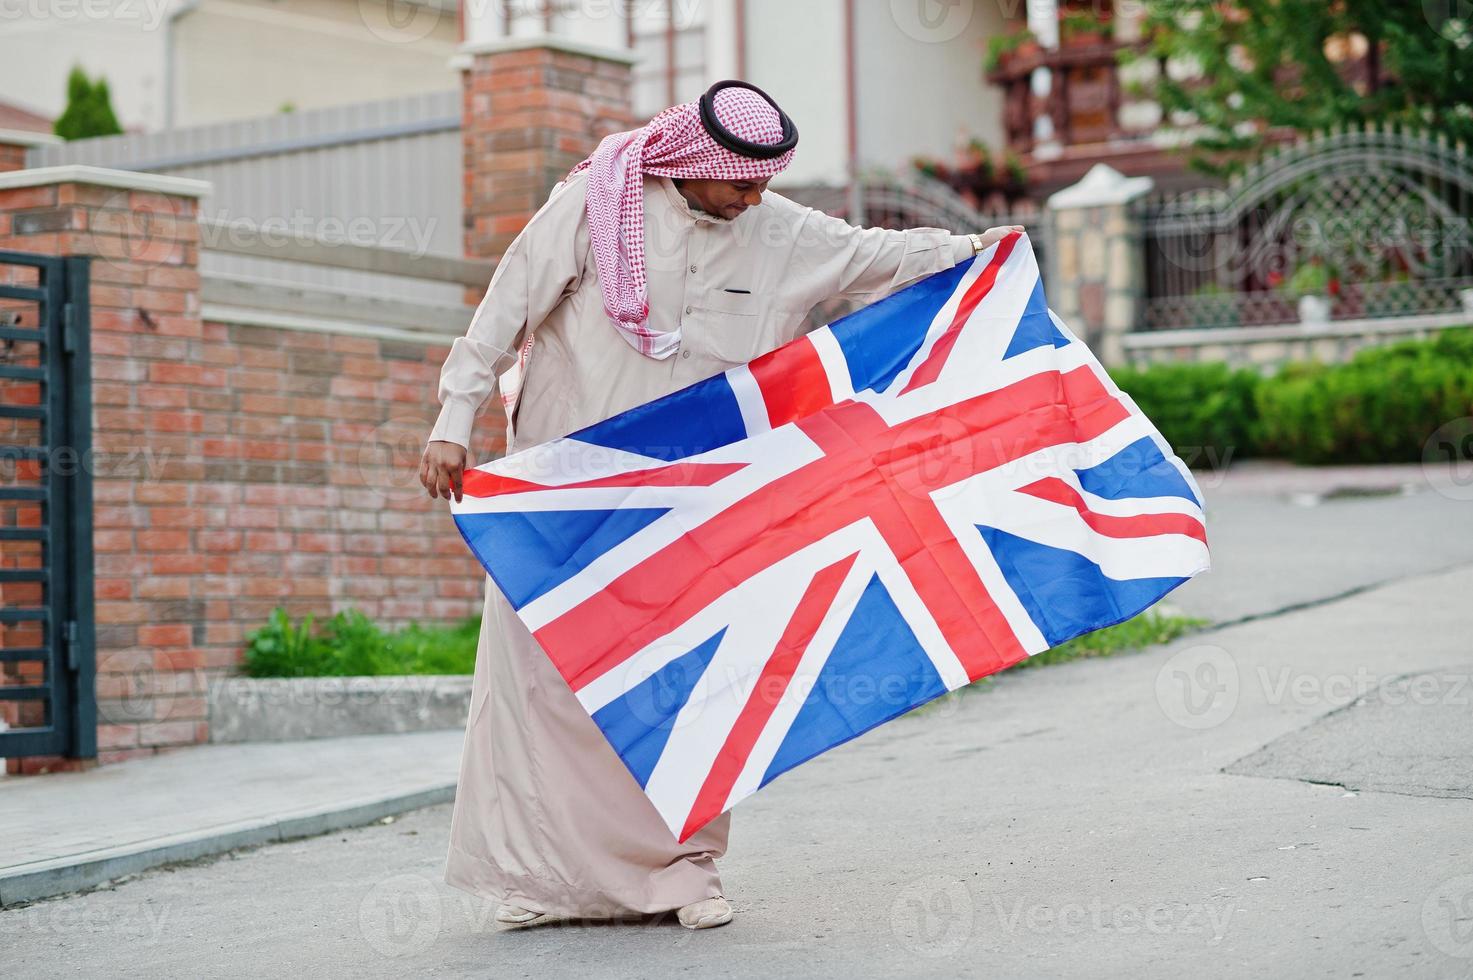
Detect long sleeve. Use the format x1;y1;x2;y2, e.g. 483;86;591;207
789;205;974;308
427;177;591;450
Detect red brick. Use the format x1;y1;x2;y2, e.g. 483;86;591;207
0;186;58;210
138;720;198;747
138;624;191;647
153;648;205;671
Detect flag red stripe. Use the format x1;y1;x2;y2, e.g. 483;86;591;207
678;553;858;842
748;337;834;429
899;232;1020;395
1016;477;1207;544
461;460;745;498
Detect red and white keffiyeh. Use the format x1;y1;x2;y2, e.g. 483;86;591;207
568;86;798;359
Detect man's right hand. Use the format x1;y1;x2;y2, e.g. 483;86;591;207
421;440;467;503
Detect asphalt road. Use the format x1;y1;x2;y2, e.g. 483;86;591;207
4;468;1472;979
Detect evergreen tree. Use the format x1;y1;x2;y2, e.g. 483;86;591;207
1130;0;1473;176
53;66;123;141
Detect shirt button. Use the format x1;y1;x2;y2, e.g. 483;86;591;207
685;305;693;315
689;265;697;274
681;350;690;359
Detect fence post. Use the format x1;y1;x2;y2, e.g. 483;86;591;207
0;165;213;770
1045;163;1154;367
457;37;637;269
0;129;60;174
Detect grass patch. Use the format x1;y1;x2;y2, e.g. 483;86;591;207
1013;610;1208;671
912;610;1207;716
241;607;481;677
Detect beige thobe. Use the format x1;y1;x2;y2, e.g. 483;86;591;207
430;170;974;917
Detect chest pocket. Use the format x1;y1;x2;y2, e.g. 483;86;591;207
690;290;767;365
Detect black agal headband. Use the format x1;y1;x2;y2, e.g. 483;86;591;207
697;80;799;160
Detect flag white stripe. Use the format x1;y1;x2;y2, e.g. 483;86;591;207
726;364;771;438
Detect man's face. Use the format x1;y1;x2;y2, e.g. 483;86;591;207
676;178;771;219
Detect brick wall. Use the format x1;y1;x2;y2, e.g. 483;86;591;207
0;142;28;174
84;320;498;765
0;177;497;769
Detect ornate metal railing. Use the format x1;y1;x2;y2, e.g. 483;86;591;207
1133;125;1473;330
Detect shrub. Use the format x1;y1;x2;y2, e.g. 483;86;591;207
242;607;480;677
1112;329;1473;468
53;66;123;141
1110;361;1261;468
1255;330;1473;463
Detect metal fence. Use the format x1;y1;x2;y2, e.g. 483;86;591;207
1133;124;1473;331
0;251;95;762
30;91;466;310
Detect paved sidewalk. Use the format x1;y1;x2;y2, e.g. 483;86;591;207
2;563;1468;978
1170;461;1473;623
0;731;462;906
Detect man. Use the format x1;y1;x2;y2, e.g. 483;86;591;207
419;80;1022;930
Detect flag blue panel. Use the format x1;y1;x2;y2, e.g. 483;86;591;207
828;258;974;394
1073;436;1200;504
1002;278;1070;359
592;629;726;788
760;574;947;787
572;373;749;461
977;525;1187;647
458;507;669;609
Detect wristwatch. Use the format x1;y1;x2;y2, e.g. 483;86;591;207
968;232;986;255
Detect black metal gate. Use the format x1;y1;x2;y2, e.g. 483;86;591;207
0;250;95;761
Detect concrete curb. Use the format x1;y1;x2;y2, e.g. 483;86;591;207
0;781;455;908
208;675;473;743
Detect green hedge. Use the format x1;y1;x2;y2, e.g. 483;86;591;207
1110;328;1473;467
242;607;480;677
1255;330;1473;464
1110;361;1260;468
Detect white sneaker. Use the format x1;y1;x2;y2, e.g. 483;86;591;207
494;903;548;925
676;896;733;930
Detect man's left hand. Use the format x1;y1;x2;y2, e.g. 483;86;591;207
974;225;1025;252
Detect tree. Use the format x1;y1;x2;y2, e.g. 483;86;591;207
53;66;123;141
1129;0;1473;177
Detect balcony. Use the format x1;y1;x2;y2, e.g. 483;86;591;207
984;35;1203;194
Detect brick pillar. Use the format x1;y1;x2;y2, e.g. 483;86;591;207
459;38;636;266
0;165;211;771
1045;164;1155;367
0;128;61;173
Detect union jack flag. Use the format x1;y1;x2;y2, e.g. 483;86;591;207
451;232;1210;841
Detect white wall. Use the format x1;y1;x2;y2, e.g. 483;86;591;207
742;0;847;186
0;0;175;131
853;0;1009;180
172;0;459;127
0;0;459;133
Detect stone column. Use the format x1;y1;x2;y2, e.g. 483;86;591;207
457;37;637;267
1045;163;1155;368
0;165;212;771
